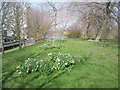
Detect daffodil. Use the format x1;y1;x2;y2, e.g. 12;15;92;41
65;63;68;65
16;65;20;69
18;72;21;74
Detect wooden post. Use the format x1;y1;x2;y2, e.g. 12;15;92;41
19;39;21;50
118;2;120;42
2;40;4;54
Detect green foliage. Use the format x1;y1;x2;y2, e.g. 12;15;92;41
48;52;76;70
96;41;118;48
100;39;108;42
48;52;88;64
40;43;63;50
79;38;95;41
55;39;67;43
100;44;109;47
2;38;118;88
16;52;88;75
16;58;53;75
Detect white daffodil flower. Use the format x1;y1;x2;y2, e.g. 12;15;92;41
18;72;21;74
16;65;20;69
48;53;52;56
36;62;39;64
65;63;68;65
57;58;60;61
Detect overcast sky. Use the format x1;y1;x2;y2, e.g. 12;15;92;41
30;2;78;31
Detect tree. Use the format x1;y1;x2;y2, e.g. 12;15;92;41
118;1;120;42
26;4;52;43
1;2;27;51
10;2;27;49
1;2;11;54
70;2;118;41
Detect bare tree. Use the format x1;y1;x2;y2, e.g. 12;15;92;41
1;2;27;51
1;2;11;54
11;2;27;49
26;4;52;43
70;2;118;41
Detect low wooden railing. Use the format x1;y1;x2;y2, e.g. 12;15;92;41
0;41;23;52
3;41;20;47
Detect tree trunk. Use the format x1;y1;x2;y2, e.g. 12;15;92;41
95;2;111;42
95;30;102;42
82;30;87;38
86;22;90;38
23;39;26;47
35;39;38;43
1;2;5;54
19;36;21;50
2;42;4;54
118;2;120;43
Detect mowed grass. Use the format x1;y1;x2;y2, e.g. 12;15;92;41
2;38;118;88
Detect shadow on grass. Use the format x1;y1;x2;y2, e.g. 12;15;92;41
2;70;16;87
29;53;41;58
18;73;41;88
36;67;71;88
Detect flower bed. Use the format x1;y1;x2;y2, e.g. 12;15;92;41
40;43;63;50
55;39;67;43
16;52;88;75
16;58;54;75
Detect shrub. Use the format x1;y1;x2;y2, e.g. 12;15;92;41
100;39;108;42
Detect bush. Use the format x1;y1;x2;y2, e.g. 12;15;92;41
100;39;108;42
67;30;81;38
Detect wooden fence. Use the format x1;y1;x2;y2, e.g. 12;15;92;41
0;41;23;52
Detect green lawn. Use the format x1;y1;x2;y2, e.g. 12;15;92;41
2;38;118;88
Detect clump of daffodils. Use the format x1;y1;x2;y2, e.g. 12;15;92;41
16;52;87;75
40;43;63;50
47;52;77;70
16;58;53;75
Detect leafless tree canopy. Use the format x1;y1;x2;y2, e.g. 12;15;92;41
67;2;118;41
26;4;52;42
0;1;119;48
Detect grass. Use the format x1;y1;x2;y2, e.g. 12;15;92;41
2;38;118;88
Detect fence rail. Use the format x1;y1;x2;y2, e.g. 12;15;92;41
0;41;23;52
3;41;19;45
4;42;19;47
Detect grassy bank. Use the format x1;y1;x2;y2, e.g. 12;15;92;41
2;38;118;88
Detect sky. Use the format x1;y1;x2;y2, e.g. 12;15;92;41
30;2;75;30
1;0;119;2
29;1;119;31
